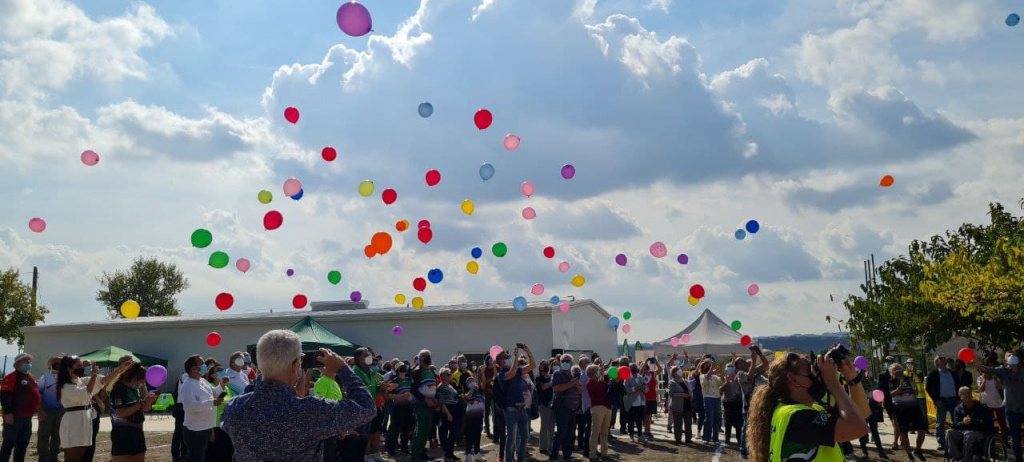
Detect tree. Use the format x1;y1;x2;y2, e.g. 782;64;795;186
97;257;190;319
0;268;49;347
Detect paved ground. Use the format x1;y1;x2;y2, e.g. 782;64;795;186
22;412;942;461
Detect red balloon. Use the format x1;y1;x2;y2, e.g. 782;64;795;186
206;332;222;347
371;232;393;255
425;169;441;186
284;107;299;124
364;245;376;259
263;211;284;230
215;293;234;311
322;147;337;162
474;109;493;130
740;335;752;346
292;294;308;309
958;348;975;363
689;284;705;299
617;366;631;380
396;220;409;232
382;188;397;205
418;227;433;244
418;220;431;229
413;277;427;291
543;246;555;258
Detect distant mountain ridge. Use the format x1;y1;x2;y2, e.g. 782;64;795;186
756;332;850;353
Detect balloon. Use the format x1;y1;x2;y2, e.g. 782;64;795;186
292;295;308;309
418;220;431;229
120;300;140;319
413;277;427;291
561;164;576;179
236;258;251;273
489;345;503;361
474;109;492;130
1007;13;1020;26
395;294;406;304
461;200;475;215
365;245;376;259
263;211;283;230
623;311;632;320
689;284;705;299
209;251;229;269
336;1;372;37
372;232;393;254
622;324;631;334
615;254;628;266
392;325;404;336
283;178;302;197
872;389;885;403
396;220;409;232
854;356;869;371
382;188;397;205
358;180;375;197
650;242;667;258
559;301;569;312
748;284;759;296
427;268;444;284
570;274;586;287
257;190;273;204
958;348;975;363
492;242;508;257
681;334;691;343
145;365;167;388
608;367;619;379
735;229;747;240
746;220;760;234
731;320;742;331
80;150;99;166
206;332;222;347
520;181;535;198
321;147;337;162
677;254;689;265
412;297;424;309
214;292;234;311
880;175;894;187
470;247;482;259
350;291;362;302
617;366;631;380
687;295;699;306
740;335;752;346
479;163;495;181
425;169;441;187
542;246;555;258
418;102;433;118
286;269;295;277
671;337;680;348
513;296;527;312
608;317;620;328
27;217;46;233
558;261;570;273
417;227;433;244
283;107;299;124
522;207;536;220
290;189;303;200
550;296;560;305
466;261;479;274
191;229;213;248
328;270;342;285
531;284;544;295
503;134;521;151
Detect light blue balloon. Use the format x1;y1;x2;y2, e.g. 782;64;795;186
479;163;495;181
550;296;560;305
1007;13;1020;27
513;296;527;312
418;102;433;118
735;229;746;240
608;316;620;328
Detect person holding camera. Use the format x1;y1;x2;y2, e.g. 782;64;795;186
697;358;723;445
746;350;868;462
549;353;581;462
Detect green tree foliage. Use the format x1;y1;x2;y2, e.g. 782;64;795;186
97;257;190;319
0;268;49;346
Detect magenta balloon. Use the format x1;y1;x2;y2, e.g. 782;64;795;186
392;325;403;337
559;302;570;313
146;365;168;388
337;2;372;37
747;284;759;296
615;254;627;266
670;337;680;347
560;164;575;179
681;334;690;343
872;389;884;403
522;207;537;220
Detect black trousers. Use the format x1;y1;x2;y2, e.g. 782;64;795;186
672;409;693;443
440;405;465;458
628;406;645;437
724;401;743;443
323;436;338;462
618;402;628;431
492;404;506;459
464;412;484;454
386;405;414;454
205;427;233;462
575;410;592;456
172;404;187;462
338;434;368;462
82;416;100;462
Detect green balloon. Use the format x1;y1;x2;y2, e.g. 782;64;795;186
257;190;273;204
623;311;631;320
731;320;742;331
209;251;229;269
492;242;508;258
191;229;213;249
327;270;342;285
608;367;619;379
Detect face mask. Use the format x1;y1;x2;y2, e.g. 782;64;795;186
726;366;736;375
551;364;561;372
84;366;93;376
468;382;478;390
19;364;32;373
561;362;572;371
73;367;86;377
1009;355;1020;366
674;370;683;378
460;362;467;369
217;371;227;380
199;364;209;376
371;365;379;373
244;356;252;364
422;356;432;366
234;358;245;367
363;356;373;366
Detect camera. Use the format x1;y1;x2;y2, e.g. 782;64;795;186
301;351;324;369
826;344;850;365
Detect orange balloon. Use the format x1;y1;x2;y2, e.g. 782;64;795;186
880;175;894;187
364;245;376;258
371;232;393;255
396;220;409;232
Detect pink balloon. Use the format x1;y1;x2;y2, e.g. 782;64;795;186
531;283;545;295
283;178;302;197
489;345;503;360
670;337;680;347
559;302;570;313
336;1;372;37
522;207;537;220
622;324;631;334
872;389;884;403
558;261;570;273
650;242;667;258
236;258;251;273
681;334;691;344
747;284;759;296
80;150;99;166
28;218;46;233
520;181;535;198
503;134;521;151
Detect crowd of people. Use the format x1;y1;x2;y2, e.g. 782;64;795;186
0;337;1020;462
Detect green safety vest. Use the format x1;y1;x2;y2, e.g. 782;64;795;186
770;403;844;462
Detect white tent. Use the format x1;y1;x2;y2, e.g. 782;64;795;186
652;308;750;356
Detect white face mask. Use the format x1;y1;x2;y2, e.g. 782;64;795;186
363;356;373;366
674;370;683;378
234;358;245;367
1009;355;1020;366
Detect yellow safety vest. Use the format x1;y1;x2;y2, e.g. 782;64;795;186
913;372;925;399
770;403;844;462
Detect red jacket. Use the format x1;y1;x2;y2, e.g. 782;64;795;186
1;371;41;418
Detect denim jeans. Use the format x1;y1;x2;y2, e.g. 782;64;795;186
504;406;529;462
551;407;576;461
1007;410;1023;462
935;397;959;448
575;409;592;456
702;396;722;443
184;429;210;462
0;417;33;462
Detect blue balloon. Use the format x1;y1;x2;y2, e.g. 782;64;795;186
735;229;747;240
290;189;304;200
1007;13;1020;26
745;220;760;234
608;316;620;328
418;102;433;118
479;163;495;181
471;247;482;259
550;296;560;305
513;296;528;312
427;268;444;284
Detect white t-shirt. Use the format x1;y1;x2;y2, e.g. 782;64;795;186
978;376;1004;409
180;377;223;431
700;374;723;399
225;368;250;395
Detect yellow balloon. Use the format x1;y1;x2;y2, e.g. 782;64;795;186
358;180;375;197
570;274;586;287
461;199;475;216
466;261;479;274
395;293;406;305
775;351;783;359
120;300;140;319
687;295;699;306
412;297;424;309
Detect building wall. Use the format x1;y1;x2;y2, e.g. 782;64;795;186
550;301;616;361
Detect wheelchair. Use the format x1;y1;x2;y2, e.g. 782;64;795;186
943;430;1008;462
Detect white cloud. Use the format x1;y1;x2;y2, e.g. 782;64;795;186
471;0;497;21
791;19;907;93
585;14;697;84
646;0;672;14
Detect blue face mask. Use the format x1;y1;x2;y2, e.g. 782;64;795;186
244;356;252;364
19;363;32;373
199;364;208;376
551;364;561;372
371;365;379;373
217;371;227;380
468;382;478;389
84;366;93;376
726;366;736;375
460;362;467;369
561;362;572;371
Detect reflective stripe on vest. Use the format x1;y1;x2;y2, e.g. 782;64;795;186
769;403;844;462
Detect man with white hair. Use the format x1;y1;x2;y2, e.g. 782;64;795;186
222;330;377;462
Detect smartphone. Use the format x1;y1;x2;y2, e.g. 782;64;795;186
217;391;227;400
302;350;324;369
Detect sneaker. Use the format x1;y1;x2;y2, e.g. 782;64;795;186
914;449;925;461
372;452;388;462
474;454;486;462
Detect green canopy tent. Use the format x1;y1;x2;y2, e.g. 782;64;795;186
79;345;168;368
246;316;360;358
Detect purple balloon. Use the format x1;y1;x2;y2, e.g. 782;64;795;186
677;254;689;264
337;2;372;37
560;164;576;179
145;365;168;388
286;269;294;277
392;325;404;336
853;356;869;371
615;254;627;266
350;291;362;302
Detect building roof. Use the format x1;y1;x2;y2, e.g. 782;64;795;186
25;298;609;333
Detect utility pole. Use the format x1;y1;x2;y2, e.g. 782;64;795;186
31;266;38;310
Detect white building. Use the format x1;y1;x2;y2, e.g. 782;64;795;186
23;298;616;390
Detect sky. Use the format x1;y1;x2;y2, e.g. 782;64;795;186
2;0;1023;357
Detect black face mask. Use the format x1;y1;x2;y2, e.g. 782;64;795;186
422;356;432;366
807;372;828;402
73;367;85;377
